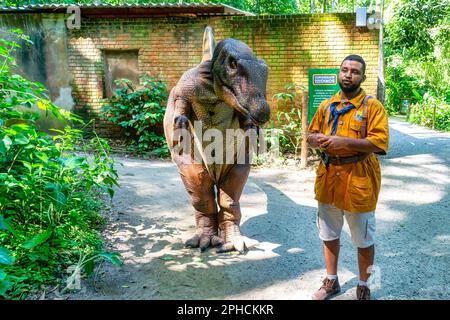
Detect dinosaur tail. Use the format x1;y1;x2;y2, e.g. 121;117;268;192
201;26;216;62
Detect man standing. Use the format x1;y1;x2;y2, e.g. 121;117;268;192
307;55;389;300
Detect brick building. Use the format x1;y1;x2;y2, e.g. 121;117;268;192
0;3;380;136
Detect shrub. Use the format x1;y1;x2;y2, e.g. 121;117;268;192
102;76;169;157
408;93;450;131
385;58;419;115
271;83;306;159
0;30;121;299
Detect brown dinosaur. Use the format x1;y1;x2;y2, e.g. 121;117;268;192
164;27;270;253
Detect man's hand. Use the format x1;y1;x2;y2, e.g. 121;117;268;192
307;133;327;148
318;135;348;153
318;135;384;154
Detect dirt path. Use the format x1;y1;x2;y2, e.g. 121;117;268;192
67;117;450;300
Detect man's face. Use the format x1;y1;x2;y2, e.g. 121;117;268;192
338;60;366;94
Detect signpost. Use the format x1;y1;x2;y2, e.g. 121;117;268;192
308;68;340;123
400;98;411;115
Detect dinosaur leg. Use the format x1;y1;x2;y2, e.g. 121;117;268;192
216;164;250;254
178;164;222;251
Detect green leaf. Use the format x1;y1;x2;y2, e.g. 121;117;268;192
84;259;95;276
412;89;423;101
0;140;6;155
63;156;86;169
45;183;67;207
0;247;15;265
22;161;32;173
0;215;11;231
13;134;29;145
159;255;175;261
96;252;122;266
36;152;49;163
106;187;115;198
1;136;12;152
10;123;31;131
22;229;52;250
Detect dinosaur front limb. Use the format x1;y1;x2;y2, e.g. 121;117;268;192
172;97;192;145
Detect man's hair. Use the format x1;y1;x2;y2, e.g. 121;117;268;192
341;54;366;74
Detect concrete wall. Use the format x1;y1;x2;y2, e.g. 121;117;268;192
0;13;74;130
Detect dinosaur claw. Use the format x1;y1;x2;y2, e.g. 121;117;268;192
199;236;211;252
216;242;235;253
186;233;222;252
211;235;223;247
185;234;200;248
216;238;247;254
233;238;246;254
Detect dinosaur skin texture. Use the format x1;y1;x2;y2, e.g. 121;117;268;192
164;38;270;253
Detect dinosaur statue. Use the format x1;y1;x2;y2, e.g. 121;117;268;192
164;27;270;253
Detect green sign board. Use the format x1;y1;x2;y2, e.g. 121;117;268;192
308;68;340;123
400;98;411;115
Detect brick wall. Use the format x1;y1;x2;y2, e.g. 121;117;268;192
67;14;379;136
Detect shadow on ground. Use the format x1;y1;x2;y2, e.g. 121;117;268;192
65;118;450;300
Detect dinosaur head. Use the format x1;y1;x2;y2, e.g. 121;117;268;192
211;39;270;126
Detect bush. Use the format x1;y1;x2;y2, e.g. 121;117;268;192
408;93;450;131
0;30;121;299
384;0;449;126
102;76;169;157
385;58;419;115
271;83;306;159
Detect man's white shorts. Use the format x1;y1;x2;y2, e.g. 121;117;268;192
317;202;376;248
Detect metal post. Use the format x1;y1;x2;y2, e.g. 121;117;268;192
377;0;386;103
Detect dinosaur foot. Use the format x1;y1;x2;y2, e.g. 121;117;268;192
216;223;247;254
216;239;247;254
185;233;223;252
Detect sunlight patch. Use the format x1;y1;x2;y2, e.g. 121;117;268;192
287;248;304;254
375;209;406;222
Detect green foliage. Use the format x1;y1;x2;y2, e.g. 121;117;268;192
102;76;169;157
408;94;450;131
0;247;15;265
271;83;306;159
0;30;121;299
385;57;419;114
384;0;449;60
384;0;450;129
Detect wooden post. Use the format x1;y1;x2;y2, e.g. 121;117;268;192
433;104;436;130
300;92;309;168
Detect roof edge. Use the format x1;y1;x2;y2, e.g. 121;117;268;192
0;2;253;16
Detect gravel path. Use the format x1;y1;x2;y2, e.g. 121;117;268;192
67;117;450;300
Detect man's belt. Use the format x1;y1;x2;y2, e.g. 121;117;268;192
321;153;371;166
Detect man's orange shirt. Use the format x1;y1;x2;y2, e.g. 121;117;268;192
308;89;389;213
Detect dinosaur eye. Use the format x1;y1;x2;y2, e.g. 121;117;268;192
229;58;238;69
